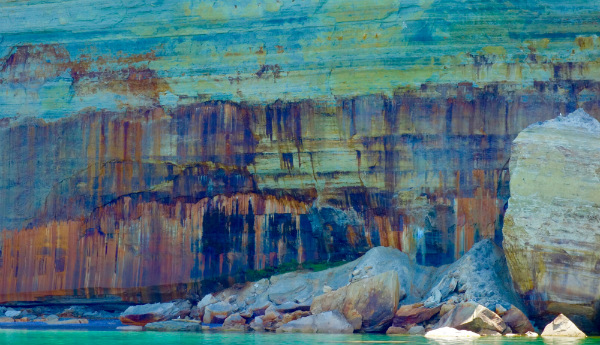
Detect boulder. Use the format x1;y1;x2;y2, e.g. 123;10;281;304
392;303;441;328
503;109;600;324
45;318;89;325
4;310;20;318
310;271;400;332
276;311;353;334
195;294;218;320
282;310;310;324
221;313;247;331
526;331;539;337
260;310;282;332
117;325;144;331
408;325;425;335
386;326;409;334
495;304;507;316
249;316;265;332
425;327;481;338
436;302;506;333
120;301;191;326
439;304;455;317
501;306;534;334
541;314;586;337
202;302;235;324
145;320;202;332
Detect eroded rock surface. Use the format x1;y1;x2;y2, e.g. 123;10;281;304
503;109;600;327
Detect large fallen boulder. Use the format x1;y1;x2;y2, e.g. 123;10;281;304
435;302;506;334
392;303;441;328
276;311;353;334
501;306;534;334
541;314;586;337
503;109;600;327
120;301;191;326
310;271;400;332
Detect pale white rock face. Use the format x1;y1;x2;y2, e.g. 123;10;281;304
503;109;600;322
425;327;481;338
541;314;586;337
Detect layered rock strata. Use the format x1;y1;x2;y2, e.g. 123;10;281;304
503;109;600;328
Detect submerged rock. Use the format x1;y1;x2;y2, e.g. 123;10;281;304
541;314;586;337
310;271;400;332
276;311;353;334
145;320;202;332
435;302;506;334
425;327;481;338
45;318;89;325
504;109;600;326
120;301;191;326
117;325;144;331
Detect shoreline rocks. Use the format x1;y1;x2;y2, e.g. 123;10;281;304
0;241;551;336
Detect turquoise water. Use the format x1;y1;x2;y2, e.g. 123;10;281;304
0;331;598;345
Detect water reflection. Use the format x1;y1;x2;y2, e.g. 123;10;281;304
543;337;586;345
428;339;479;345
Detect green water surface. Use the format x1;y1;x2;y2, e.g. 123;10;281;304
0;331;598;345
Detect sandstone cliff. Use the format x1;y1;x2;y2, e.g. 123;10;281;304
1;0;600;302
503;109;600;331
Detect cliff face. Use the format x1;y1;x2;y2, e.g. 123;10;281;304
503;109;600;327
1;0;600;302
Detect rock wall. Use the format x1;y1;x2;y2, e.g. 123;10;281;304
503;109;600;329
1;0;600;302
